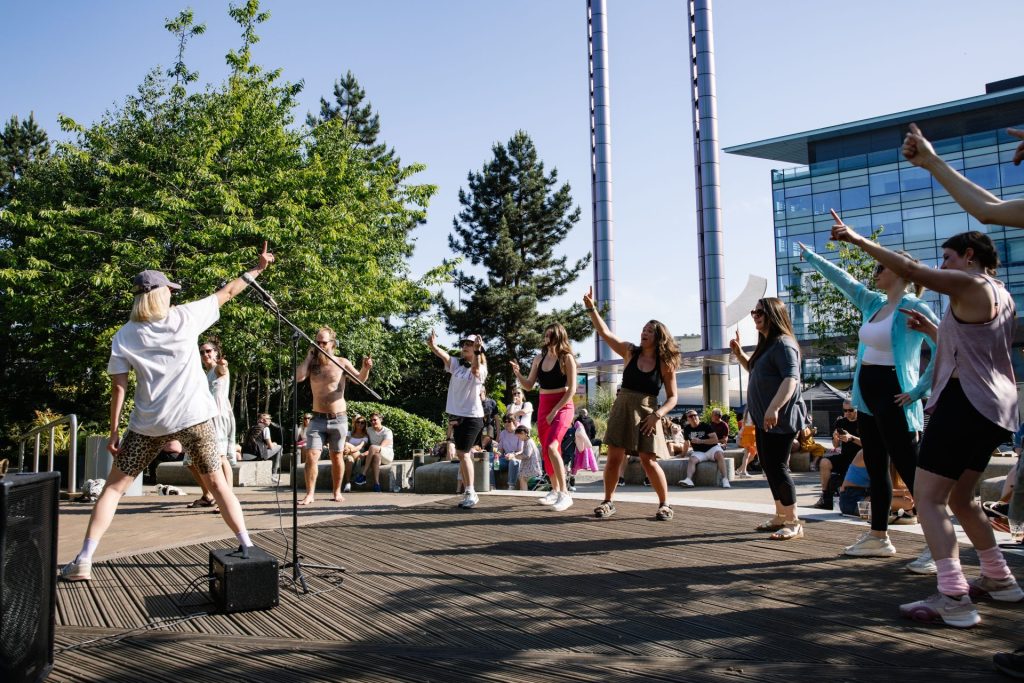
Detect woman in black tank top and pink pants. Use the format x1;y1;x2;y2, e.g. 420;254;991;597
833;223;1022;629
583;287;680;521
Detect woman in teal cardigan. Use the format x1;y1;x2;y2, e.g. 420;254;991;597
799;225;938;558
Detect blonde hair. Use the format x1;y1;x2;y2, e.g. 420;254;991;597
130;287;171;322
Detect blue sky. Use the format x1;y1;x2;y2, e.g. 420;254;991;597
3;0;1022;357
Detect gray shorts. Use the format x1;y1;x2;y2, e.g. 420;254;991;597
305;414;348;453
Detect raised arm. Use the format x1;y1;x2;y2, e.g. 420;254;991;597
798;240;876;310
295;346;314;383
904;124;1024;228
511;356;541;391
583;286;631;360
427;330;451;366
216;241;276;307
469;334;484;378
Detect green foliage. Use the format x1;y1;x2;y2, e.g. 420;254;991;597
786;229;882;361
0;1;442;439
589;385;616;420
308;70;381;146
348;400;445;458
442;131;591;402
700;402;739;437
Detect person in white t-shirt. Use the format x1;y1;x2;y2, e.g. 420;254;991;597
427;331;487;509
508;388;534;431
361;412;395;492
60;243;276;582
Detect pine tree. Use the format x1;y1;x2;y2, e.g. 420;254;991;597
0;113;48;206
308;71;381;147
442;131;591;402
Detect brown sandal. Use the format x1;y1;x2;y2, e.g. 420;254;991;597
187;496;215;508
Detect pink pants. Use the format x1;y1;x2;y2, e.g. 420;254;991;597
537;393;575;476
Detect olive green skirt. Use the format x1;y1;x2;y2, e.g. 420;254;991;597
603;388;670;458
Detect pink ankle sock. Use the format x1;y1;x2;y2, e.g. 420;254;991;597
935;557;969;596
978;546;1013;580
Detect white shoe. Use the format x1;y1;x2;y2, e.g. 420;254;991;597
843;533;896;557
342;483;351;493
720;478;731;489
907;548;937;575
552;492;573;512
538;490;559;506
461;492;479;509
679;478;694;488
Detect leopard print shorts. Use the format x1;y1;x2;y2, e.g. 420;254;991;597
115;420;221;478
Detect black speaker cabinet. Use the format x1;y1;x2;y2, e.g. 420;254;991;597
209;546;279;613
1;471;60;683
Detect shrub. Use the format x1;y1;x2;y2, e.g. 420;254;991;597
348;401;446;458
701;402;739;437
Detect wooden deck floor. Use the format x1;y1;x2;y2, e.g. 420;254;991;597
53;496;1021;682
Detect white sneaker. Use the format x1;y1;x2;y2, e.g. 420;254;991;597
907;548;937;575
900;592;980;628
461;492;479;509
538;490;559;506
843;533;896;557
720;478;731;489
342;483;351;493
552;492;573;512
679;478;694;488
59;557;92;581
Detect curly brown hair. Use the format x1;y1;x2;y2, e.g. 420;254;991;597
644;320;680;372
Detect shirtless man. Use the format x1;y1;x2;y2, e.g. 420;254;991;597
295;326;372;504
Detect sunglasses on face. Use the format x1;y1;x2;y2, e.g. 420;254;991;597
316;340;333;346
200;348;215;354
750;309;765;318
874;264;885;276
843;408;856;413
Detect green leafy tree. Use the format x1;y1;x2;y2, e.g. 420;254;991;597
308;71;381;147
0;112;49;207
0;1;443;442
442;131;591;402
787;229;882;362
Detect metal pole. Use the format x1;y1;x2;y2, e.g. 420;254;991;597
69;413;79;493
689;0;729;407
588;0;618;387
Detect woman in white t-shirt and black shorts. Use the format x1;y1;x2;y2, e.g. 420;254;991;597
428;331;487;509
60;244;276;582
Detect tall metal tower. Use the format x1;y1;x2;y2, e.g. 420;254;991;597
587;0;617;386
688;0;729;407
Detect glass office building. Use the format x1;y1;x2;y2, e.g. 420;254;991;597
725;77;1024;381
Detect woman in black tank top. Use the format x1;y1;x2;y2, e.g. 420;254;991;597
583;286;680;521
511;323;578;511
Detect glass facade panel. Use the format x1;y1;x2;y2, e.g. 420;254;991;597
811;190;840;215
964;165;1000;189
1008;239;1024;265
787;195;811;218
934;212;968;238
1001;162;1024;188
903;217;935;242
840;185;870;210
869;170;900;196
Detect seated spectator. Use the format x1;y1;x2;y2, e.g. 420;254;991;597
814;401;861;510
296;413;312;449
496;416;523;490
794;419;827;469
736;411;757;478
343;415;370;492
513;425;543;491
577;408;598;447
242;413;282;464
361;413;394;493
666;420;687;456
837;451;871;516
508;388;534;431
678;409;731;489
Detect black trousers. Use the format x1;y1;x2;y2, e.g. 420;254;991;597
754;428;798;507
857;365;919;532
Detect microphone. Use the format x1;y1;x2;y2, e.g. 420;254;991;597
241;272;278;308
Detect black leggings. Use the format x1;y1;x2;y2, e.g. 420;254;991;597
754;428;797;507
857;365;919;532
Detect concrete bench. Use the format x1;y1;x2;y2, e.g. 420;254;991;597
156;460;274;487
413;459;492;494
976;455;1017;499
623;456;734;487
294;459;414;492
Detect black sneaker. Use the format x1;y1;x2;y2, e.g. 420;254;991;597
643;477;650;487
617;477;625;487
993;647;1024;679
812;496;833;511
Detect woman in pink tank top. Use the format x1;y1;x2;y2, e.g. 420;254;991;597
832;220;1021;630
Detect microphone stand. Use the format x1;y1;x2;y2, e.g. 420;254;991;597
247;285;381;594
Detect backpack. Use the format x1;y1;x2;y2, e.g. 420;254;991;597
242;423;269;461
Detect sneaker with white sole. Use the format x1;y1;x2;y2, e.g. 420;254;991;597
552;492;573;512
457;491;473;508
843;532;896;557
720;478;731;489
678;478;694;488
59;558;92;581
906;548;937;575
538;490;559;506
343;483;351;493
899;592;980;628
970;575;1024;602
461;492;479;509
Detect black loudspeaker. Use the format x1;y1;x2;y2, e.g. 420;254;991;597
209;546;279;613
1;471;60;683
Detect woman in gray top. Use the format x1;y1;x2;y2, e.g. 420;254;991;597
731;297;806;540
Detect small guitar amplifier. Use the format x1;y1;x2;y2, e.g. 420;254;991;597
209;546;279;613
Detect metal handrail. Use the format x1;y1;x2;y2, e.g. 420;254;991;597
15;414;79;494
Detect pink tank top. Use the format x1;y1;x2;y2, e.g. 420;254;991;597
925;275;1018;432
